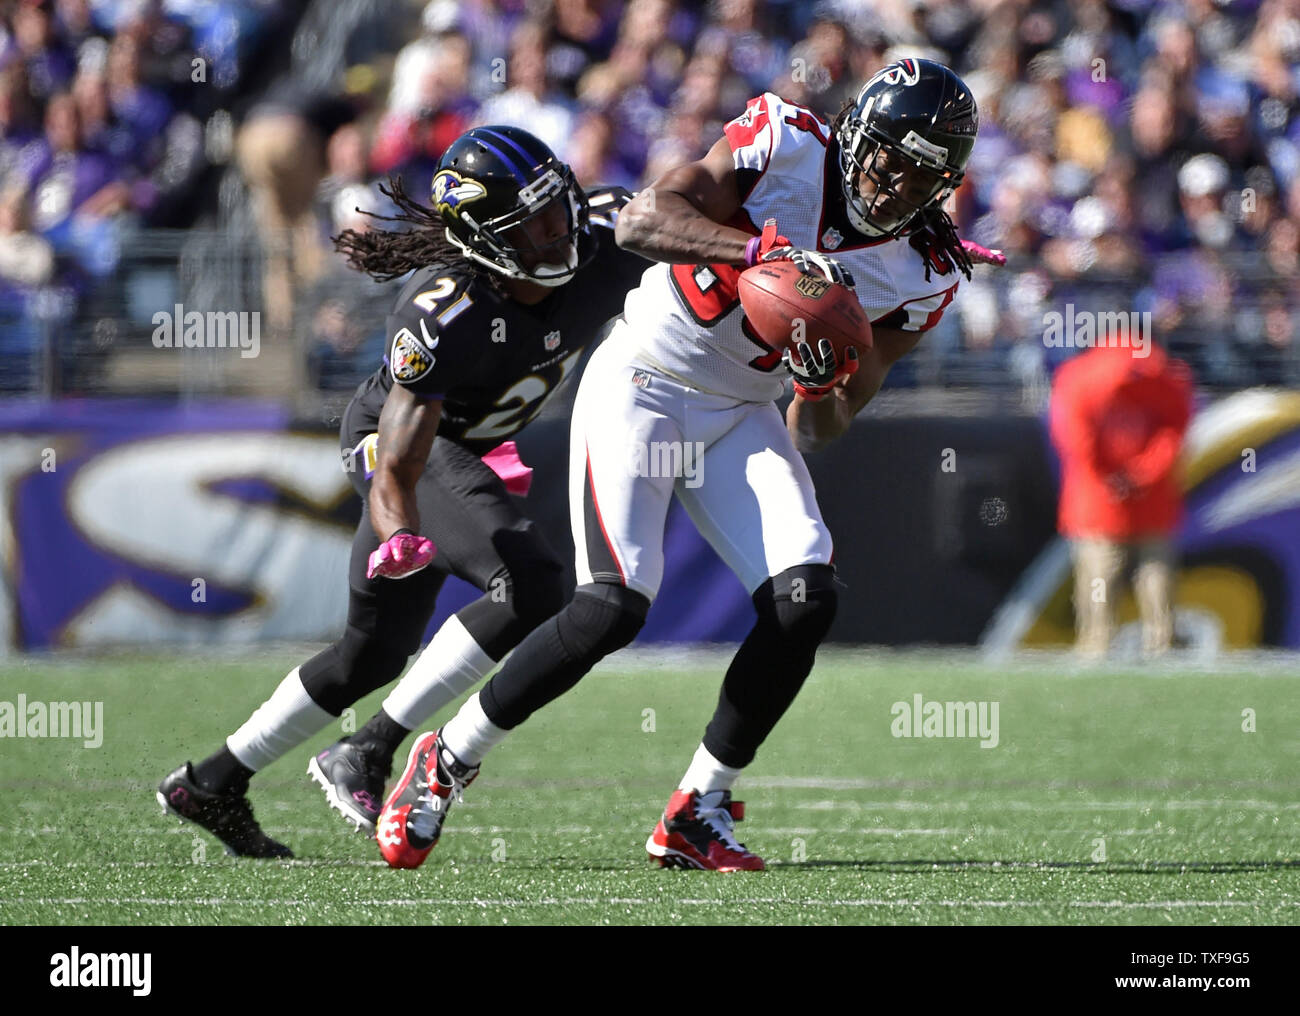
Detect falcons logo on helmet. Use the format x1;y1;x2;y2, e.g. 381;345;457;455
869;58;921;88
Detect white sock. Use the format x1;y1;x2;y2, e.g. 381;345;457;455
382;615;497;729
439;692;509;766
680;743;742;795
226;667;334;771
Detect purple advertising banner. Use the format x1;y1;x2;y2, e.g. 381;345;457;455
0;399;755;650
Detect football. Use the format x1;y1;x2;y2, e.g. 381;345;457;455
737;260;873;363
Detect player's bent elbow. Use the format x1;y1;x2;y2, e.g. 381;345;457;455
614;200;652;252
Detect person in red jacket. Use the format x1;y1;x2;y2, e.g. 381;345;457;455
1049;337;1194;657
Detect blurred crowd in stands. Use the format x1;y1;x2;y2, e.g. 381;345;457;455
0;0;1297;396
0;0;303;388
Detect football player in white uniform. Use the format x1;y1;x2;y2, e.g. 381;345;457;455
379;59;1002;870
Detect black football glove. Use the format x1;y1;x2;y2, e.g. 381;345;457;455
783;338;860;402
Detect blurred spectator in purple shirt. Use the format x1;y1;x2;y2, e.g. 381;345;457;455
568;110;635;190
105;34;169;149
695;0;788;96
53;0;98;51
73;61;131;163
0;64;39;182
3;0;76;103
548;0;620;96
20;90;124;234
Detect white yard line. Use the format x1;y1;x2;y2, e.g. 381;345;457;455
791;798;1300;810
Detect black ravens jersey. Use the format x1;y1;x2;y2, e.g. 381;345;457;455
345;188;647;458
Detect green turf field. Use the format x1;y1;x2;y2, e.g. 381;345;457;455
1;648;1297;925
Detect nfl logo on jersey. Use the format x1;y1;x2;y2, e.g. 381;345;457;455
544;330;561;351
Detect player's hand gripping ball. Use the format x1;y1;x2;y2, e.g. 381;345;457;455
782;338;860;402
737;256;872;401
367;531;436;580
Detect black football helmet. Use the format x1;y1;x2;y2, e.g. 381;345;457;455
431;126;591;286
836;58;978;239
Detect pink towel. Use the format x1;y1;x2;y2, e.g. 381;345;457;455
481;440;533;496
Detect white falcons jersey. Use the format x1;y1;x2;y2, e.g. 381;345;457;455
619;92;963;403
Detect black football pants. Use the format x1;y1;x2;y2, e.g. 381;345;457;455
297;410;565;716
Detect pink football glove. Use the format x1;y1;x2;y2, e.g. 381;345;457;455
960;239;1007;266
367;531;436;580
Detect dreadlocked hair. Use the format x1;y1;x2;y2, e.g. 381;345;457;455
907;205;973;282
828;103;973;283
332;175;505;291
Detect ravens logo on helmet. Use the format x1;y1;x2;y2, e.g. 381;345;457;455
432;126;593;287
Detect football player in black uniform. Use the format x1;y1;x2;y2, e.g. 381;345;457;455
156;126;648;858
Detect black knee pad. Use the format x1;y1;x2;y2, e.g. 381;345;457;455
478;581;651;730
494;559;566;630
755;564;838;649
299;623;410;714
557;581;650;659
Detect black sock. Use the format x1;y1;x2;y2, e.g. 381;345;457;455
352;709;410;764
192;746;255;796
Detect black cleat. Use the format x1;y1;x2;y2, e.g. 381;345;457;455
156;762;293;859
307;737;391;835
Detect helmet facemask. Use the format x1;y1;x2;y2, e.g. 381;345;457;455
449;165;591;287
838;119;962;239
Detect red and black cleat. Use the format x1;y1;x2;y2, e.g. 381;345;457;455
646;789;765;871
375;730;478;870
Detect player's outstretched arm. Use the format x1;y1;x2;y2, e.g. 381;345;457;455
615;137;753;265
787;325;924;453
370;383;442;540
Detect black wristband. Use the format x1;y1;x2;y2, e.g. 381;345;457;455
387;528;415;541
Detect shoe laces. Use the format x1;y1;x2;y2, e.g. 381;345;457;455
407;746;475;839
407;773;445;840
441;753;479;805
435;740;479;803
695;791;745;853
408;786;444;840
